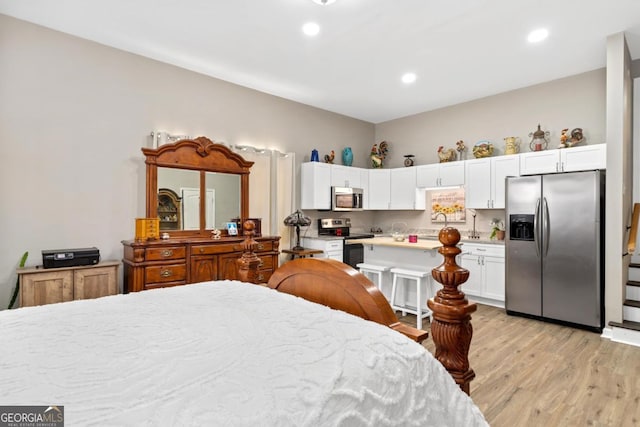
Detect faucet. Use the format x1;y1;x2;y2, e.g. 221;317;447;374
434;212;448;227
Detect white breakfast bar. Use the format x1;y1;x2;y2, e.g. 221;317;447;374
348;236;505;309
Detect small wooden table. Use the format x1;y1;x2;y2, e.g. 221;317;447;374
282;248;324;260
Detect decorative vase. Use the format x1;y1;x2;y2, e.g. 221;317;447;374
342;147;353;166
310;149;319;162
496;230;505;240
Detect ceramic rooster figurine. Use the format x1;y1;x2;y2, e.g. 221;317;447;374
437;146;457;163
370;141;389;168
324;150;335;164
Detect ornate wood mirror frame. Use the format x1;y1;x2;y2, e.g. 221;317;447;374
143;136;253;237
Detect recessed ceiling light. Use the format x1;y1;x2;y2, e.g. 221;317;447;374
302;22;320;37
527;28;549;43
401;73;417;84
312;0;337;5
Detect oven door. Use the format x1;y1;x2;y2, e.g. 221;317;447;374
343;242;364;269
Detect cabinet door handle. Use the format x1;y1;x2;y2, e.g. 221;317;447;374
160;269;172;278
477;248;486;251
257;273;264;281
161;249;174;257
561;162;565;171
257;244;264;250
258;261;264;267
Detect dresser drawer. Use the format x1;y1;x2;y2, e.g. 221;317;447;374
192;244;241;256
145;246;186;261
255;270;272;284
145;264;187;283
254;241;274;252
257;255;274;270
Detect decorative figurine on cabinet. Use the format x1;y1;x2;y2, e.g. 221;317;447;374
370;141;389;168
324;150;335;163
559;127;585;148
529;124;550;152
437;146;457;162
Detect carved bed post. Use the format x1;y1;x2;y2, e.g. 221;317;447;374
236;220;261;283
427;227;477;395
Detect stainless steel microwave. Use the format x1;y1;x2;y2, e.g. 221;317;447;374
331;187;364;211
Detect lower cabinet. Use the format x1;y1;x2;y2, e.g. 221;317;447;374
122;237;280;292
458;243;505;307
18;261;119;307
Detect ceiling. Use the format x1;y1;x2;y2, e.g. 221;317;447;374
1;0;640;123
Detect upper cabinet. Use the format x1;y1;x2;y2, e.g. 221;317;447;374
519;144;606;176
416;162;464;188
367;169;391;210
390;167;421;210
301;162;331;210
331;164;362;188
465;155;520;209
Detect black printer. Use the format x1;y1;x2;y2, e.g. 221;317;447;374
42;247;101;269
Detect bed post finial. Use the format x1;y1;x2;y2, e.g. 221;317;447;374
427;227;477;395
236;220;262;284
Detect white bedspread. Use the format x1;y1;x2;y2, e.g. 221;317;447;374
0;281;487;426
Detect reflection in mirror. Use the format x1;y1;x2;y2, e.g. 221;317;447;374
206;172;241;230
157;168;200;231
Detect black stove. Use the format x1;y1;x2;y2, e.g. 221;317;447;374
317;218;374;268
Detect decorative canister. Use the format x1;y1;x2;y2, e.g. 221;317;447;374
310;149;320;162
408;234;418;243
342;147;353;166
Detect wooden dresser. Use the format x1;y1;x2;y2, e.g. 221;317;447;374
121;236;280;292
18;260;119;307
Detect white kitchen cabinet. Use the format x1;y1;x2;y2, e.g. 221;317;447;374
301;162;331;210
301;237;343;261
561;144;606;172
367;169;391;210
519;144;606;175
331;164;362;188
390;167;420;209
458;243;505;307
416;162;464;188
465;155;519;209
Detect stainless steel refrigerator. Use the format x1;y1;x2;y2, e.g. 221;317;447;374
505;170;605;331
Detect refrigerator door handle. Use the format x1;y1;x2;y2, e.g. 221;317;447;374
543;197;550;257
534;198;541;257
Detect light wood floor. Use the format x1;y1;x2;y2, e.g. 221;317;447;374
400;304;640;426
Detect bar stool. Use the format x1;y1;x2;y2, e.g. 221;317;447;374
356;263;391;290
389;267;433;330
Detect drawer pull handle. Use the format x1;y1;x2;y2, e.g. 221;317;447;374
161;249;174;257
257;274;264;281
160;269;173;278
200;248;205;253
258;261;264;267
476;248;486;252
257;244;264;250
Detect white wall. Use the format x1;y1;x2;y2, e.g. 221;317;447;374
0;15;374;308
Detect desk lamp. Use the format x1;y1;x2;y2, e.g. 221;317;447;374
283;209;311;250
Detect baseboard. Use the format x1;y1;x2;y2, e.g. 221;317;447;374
606;325;640;348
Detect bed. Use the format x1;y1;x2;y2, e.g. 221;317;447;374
0;226;487;426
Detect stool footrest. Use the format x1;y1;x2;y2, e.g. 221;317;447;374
356;263;391;272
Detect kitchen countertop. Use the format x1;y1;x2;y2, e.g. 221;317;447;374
347;236;505;249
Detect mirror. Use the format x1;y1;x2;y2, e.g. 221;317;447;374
143;137;253;237
205;172;241;230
